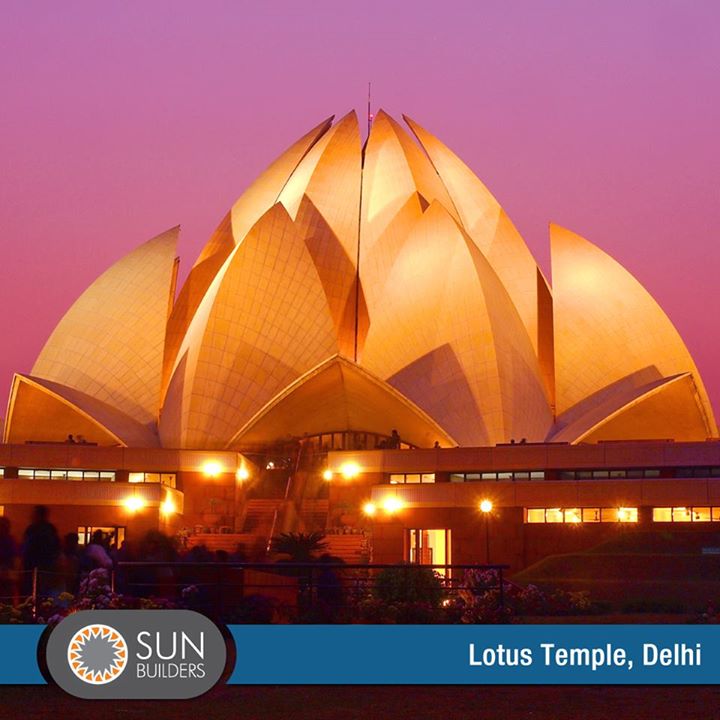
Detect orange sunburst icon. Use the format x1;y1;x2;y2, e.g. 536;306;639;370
67;624;128;685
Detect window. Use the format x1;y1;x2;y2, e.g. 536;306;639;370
18;468;115;481
128;472;176;488
453;470;545;482
77;526;126;548
653;506;715;522
408;529;451;575
525;507;638;524
388;473;435;484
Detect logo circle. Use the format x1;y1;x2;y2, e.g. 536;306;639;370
67;624;128;685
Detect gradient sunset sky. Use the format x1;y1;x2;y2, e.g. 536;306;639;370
1;0;719;420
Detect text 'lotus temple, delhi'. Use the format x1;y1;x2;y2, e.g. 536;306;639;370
2;109;719;572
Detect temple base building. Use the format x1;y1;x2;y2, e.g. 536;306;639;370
2;110;717;572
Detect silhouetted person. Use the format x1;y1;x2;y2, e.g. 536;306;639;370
433;441;441;449
66;434;76;444
0;518;17;604
390;429;401;449
21;505;60;596
60;532;81;594
84;530;113;571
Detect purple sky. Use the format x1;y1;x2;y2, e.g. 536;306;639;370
1;0;719;422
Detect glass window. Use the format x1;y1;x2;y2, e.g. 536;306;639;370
530;471;545;480
559;471;574;480
526;509;545;524
128;472;144;483
83;471;99;481
514;471;530;480
481;472;496;480
609;470;627;478
617;507;638;523
653;507;672;522
497;471;512;480
405;474;421;484
421;474;436;484
592;470;609;479
67;470;83;481
692;507;711;522
644;469;660;478
449;474;464;483
34;470;51;479
672;507;692;522
465;473;481;481
545;508;563;523
389;474;402;484
600;508;618;522
145;473;160;483
627;469;644;478
582;508;601;523
100;472;115;482
564;508;581;524
713;508;720;522
577;471;592;479
711;468;720;477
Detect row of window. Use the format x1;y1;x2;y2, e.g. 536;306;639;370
128;472;177;488
2;468;176;487
526;506;720;524
390;473;436;484
526;507;639;523
451;471;546;482
18;468;116;481
386;467;720;484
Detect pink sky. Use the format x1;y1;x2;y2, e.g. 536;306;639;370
1;0;719;422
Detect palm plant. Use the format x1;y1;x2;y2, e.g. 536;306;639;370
271;531;328;562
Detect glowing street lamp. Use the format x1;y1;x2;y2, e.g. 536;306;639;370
340;462;361;479
362;501;377;517
323;469;333;481
124;495;145;513
202;461;222;477
480;499;493;564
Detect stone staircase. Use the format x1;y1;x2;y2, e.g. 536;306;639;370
186;533;265;556
241;498;283;534
300;498;329;531
324;533;368;564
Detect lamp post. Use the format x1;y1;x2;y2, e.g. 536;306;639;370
480;499;493;564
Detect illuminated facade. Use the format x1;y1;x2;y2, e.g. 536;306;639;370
1;111;717;569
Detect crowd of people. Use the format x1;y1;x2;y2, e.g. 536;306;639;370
0;505;251;605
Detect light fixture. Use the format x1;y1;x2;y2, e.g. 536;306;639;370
202;461;222;477
323;469;333;481
362;501;377;516
124;496;145;512
236;467;249;481
382;496;403;514
340;462;361;479
479;499;493;514
160;497;176;515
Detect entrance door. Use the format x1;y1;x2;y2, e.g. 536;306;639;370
408;529;451;575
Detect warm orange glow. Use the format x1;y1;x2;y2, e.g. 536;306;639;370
203;461;222;477
123;496;145;512
160;497;176;515
340;462;361;479
362;501;377;516
236;467;250;481
323;469;333;481
617;507;638;523
479;499;493;513
382;496;404;514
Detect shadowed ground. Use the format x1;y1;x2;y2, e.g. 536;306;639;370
2;684;720;719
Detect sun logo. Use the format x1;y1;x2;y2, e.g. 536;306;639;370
67;624;128;685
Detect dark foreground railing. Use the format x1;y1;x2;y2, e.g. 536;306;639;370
113;561;510;622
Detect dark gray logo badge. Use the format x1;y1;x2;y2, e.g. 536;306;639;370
46;610;227;698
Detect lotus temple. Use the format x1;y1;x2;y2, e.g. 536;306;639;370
2;110;719;570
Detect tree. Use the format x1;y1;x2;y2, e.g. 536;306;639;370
271;532;328;563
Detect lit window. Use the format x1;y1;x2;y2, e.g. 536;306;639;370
672;506;692;522
545;508;564;523
582;508;601;523
564;508;582;523
526;509;545;523
653;507;672;522
617;507;638;523
692;507;711;522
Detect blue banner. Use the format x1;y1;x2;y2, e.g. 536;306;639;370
0;626;46;684
4;623;720;685
228;625;720;685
